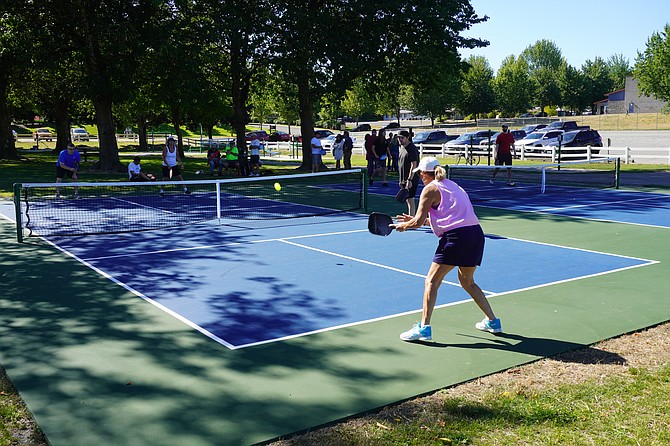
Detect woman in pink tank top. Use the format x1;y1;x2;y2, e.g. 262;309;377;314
392;157;502;342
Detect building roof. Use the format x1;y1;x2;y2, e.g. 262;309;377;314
604;88;625;97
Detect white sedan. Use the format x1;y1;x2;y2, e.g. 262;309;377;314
71;127;90;141
515;130;564;153
320;134;357;153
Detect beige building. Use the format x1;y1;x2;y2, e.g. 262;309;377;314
596;75;667;114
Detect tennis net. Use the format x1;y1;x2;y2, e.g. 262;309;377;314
447;157;620;194
14;169;367;239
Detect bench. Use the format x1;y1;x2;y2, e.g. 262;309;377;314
80;148;100;162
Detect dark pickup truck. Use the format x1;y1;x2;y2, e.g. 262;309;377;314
546;121;590;131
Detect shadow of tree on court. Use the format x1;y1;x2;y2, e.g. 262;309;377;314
0;221;415;445
416;332;627;366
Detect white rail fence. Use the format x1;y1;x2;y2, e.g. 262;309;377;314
415;143;670;165
122;135;670;165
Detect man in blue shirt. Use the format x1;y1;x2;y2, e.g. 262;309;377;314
56;143;81;198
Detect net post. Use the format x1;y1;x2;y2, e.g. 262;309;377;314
216;181;221;219
615;157;620;189
13;183;23;243
362;168;369;213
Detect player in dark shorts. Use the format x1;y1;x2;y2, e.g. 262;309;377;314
491;124;516;186
55;143;80;198
397;130;420;216
392;156;502;342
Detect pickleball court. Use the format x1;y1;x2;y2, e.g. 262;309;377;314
1;166;668;445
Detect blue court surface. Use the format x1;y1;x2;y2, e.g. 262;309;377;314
49;211;655;349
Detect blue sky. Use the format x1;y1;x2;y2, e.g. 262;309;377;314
460;0;670;72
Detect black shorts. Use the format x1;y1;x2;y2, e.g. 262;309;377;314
495;153;513;166
250;155;261;166
162;165;181;178
56;166;75;179
432;225;485;267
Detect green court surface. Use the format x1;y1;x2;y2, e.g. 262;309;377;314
0;189;669;445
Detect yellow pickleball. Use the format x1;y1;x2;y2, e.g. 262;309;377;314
274;182;281;191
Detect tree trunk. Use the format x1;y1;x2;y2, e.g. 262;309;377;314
94;95;123;171
53;99;70;153
0;73;18;160
137;116;148;152
230;40;251;155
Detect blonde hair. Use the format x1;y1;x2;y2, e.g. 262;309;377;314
434;165;446;181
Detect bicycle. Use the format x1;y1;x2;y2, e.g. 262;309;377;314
455;146;481;165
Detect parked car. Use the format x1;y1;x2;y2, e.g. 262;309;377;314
33;127;54;141
245;130;269;141
382;122;400;130
445;130;496;150
521;124;547;135
296;129;335;143
549;129;603;155
352;123;371;132
70;127;90;141
320;134;357;152
413;130;459;145
515;130;565;153
268;131;291;142
313;129;334;139
545;120;590;132
511;129;527;141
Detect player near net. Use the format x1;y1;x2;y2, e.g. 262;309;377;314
160;136;190;197
55;142;80;199
490;124;515;186
391;156;502;341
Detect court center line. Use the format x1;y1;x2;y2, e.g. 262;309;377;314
278;239;496;294
476;203;670;229
109;196;179;214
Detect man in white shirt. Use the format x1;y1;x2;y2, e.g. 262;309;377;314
248;133;262;176
311;134;324;173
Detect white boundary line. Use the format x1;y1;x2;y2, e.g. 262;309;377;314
538;194;670;212
476;201;670;230
231;235;658;349
38;236;237;350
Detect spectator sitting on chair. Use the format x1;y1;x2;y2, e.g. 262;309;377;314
128;156;156;181
224;140;239;176
207;146;223;176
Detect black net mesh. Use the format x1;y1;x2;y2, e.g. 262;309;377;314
17;170;367;237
